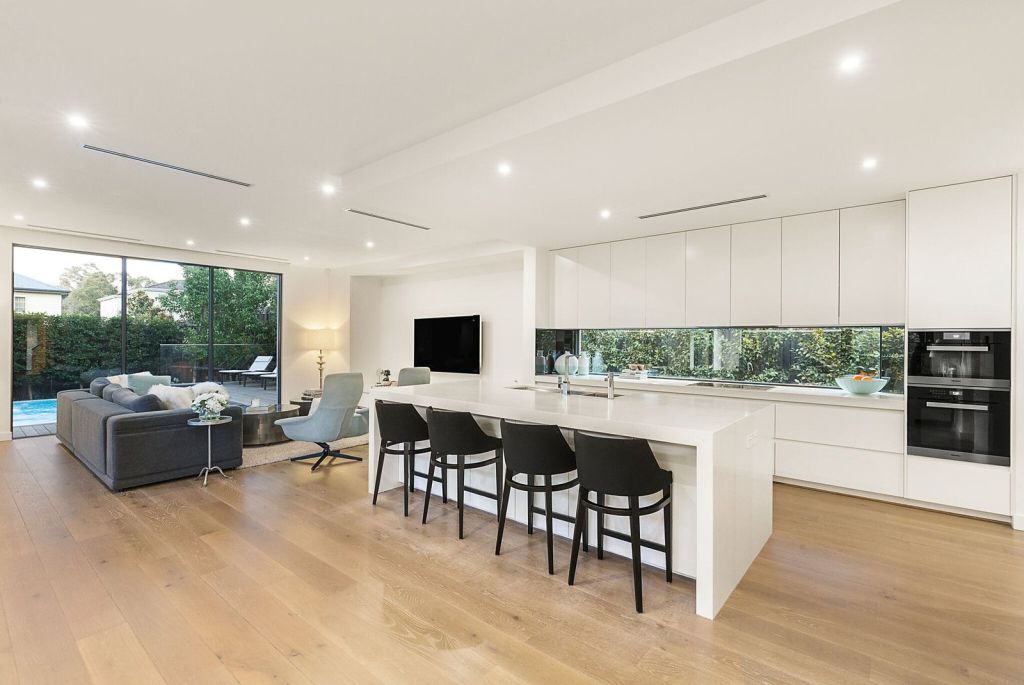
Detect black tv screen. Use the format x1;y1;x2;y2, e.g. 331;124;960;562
414;315;481;374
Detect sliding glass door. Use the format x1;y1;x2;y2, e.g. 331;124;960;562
11;245;282;438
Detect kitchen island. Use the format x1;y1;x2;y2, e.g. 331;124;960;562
368;380;775;619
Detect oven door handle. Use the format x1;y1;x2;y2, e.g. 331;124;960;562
925;345;989;352
925;401;989;411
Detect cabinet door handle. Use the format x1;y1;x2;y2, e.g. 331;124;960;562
925;401;988;411
925;345;989;352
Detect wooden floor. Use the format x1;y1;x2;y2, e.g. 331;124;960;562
0;438;1022;685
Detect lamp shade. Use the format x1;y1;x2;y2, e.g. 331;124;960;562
306;328;339;351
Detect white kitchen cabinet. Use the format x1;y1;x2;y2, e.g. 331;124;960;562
905;455;1010;515
907;176;1012;329
645;233;686;327
840;201;906;325
549;248;579;329
730;219;781;326
685;226;731;327
577;243;611;328
775;440;903;497
781;210;839;326
775;403;903;453
609;238;646;328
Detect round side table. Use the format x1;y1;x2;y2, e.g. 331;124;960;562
188;415;233;486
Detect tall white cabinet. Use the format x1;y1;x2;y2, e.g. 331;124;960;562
549;248;579;329
840;201;906;325
644;233;686;327
609;239;646;328
907;176;1013;329
781;210;840;326
730;219;781;326
577;243;610;328
685;226;731;327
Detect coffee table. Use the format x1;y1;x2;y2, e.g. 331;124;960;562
242;403;300;446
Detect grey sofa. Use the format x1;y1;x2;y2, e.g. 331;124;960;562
55;378;243;491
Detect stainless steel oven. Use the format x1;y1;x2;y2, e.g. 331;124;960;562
907;386;1010;466
907;330;1010;388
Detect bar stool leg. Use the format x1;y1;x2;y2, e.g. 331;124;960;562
421;454;437;524
596;493;605;560
441;462;448;504
372;441;387;505
629;496;644;613
582;492;589;554
568;490;586;585
402;444;410;517
544;475;555;575
664;486;673;583
526;475;535;534
495;469;513;555
494;446;503;511
457;455;466;539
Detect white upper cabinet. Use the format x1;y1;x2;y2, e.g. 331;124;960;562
907;176;1012;329
609;238;646;328
840;201;906;325
577;243;611;328
685;226;731;327
645;233;686;327
781;210;839;326
549;248;579;329
730;219;781;326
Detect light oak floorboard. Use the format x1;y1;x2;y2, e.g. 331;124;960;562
2;436;1023;684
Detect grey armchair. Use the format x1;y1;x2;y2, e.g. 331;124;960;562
397;367;430;386
276;372;369;471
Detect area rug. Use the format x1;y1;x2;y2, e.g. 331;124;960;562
241;436;369;468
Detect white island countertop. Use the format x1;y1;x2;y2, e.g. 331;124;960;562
368;379;776;619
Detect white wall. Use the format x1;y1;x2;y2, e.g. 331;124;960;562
0;225;336;440
346;252;532;387
14;291;63;315
1015;172;1023;531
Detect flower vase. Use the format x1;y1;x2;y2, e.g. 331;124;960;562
592;351;605;374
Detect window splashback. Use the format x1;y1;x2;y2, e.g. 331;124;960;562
536;326;904;394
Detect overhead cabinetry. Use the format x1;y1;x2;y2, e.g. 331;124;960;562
546;199;907;330
907;176;1012;329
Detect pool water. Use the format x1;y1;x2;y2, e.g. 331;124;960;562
13;399;58;427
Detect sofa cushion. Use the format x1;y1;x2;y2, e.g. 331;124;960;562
108;387;162;413
101;383;124;401
148;384;194;410
127;374;173;395
71;399;133;476
90;377;111;396
56;390;100;446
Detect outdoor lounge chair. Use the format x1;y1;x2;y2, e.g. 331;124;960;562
220;355;273;383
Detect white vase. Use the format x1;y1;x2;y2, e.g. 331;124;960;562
578;351;592;376
592;351;605;374
554;352;580;376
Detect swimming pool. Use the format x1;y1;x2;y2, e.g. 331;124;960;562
13;399;58;427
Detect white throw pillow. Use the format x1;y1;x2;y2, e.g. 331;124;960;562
148;384;195;410
190;382;228;399
106;374;129;387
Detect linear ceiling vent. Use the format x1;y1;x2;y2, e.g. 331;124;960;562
82;145;252;187
26;223;142;243
639;194;767;220
346;208;432;231
215;249;290;264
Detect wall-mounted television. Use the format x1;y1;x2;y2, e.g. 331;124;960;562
414;315;481;374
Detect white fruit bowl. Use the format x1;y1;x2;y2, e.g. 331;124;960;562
835;375;889;395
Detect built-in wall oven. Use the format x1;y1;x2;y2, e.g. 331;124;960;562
906;330;1011;466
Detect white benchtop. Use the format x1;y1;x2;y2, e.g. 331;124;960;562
534;374;906;411
371;379;772;445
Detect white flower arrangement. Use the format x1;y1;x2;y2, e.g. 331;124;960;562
192;389;230;419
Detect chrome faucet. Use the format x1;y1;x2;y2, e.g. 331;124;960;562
606;371;615;399
559;372;571;396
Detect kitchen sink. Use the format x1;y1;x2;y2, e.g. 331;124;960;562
689;381;772;391
509;385;622;398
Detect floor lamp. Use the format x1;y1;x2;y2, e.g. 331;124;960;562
306;329;339;390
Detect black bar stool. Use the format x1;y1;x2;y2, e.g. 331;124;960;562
423;407;503;539
568;431;673;613
372;400;438;516
495;419;587;574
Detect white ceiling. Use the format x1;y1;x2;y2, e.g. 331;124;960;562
2;0;1022;268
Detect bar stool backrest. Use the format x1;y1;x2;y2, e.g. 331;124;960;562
375;400;429;443
426;407;495;455
499;420;576;476
573;431;667;497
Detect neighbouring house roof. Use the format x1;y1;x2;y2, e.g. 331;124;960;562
13;273;70;295
97;279;185;303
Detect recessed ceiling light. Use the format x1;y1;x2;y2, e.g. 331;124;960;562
861;157;878;170
66;113;90;130
496;162;512;176
186;239;195;246
303;256;310;261
31;177;48;189
321;182;337;196
838;53;863;74
13;214;24;221
599;209;611;219
365;241;375;249
239;217;251;226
